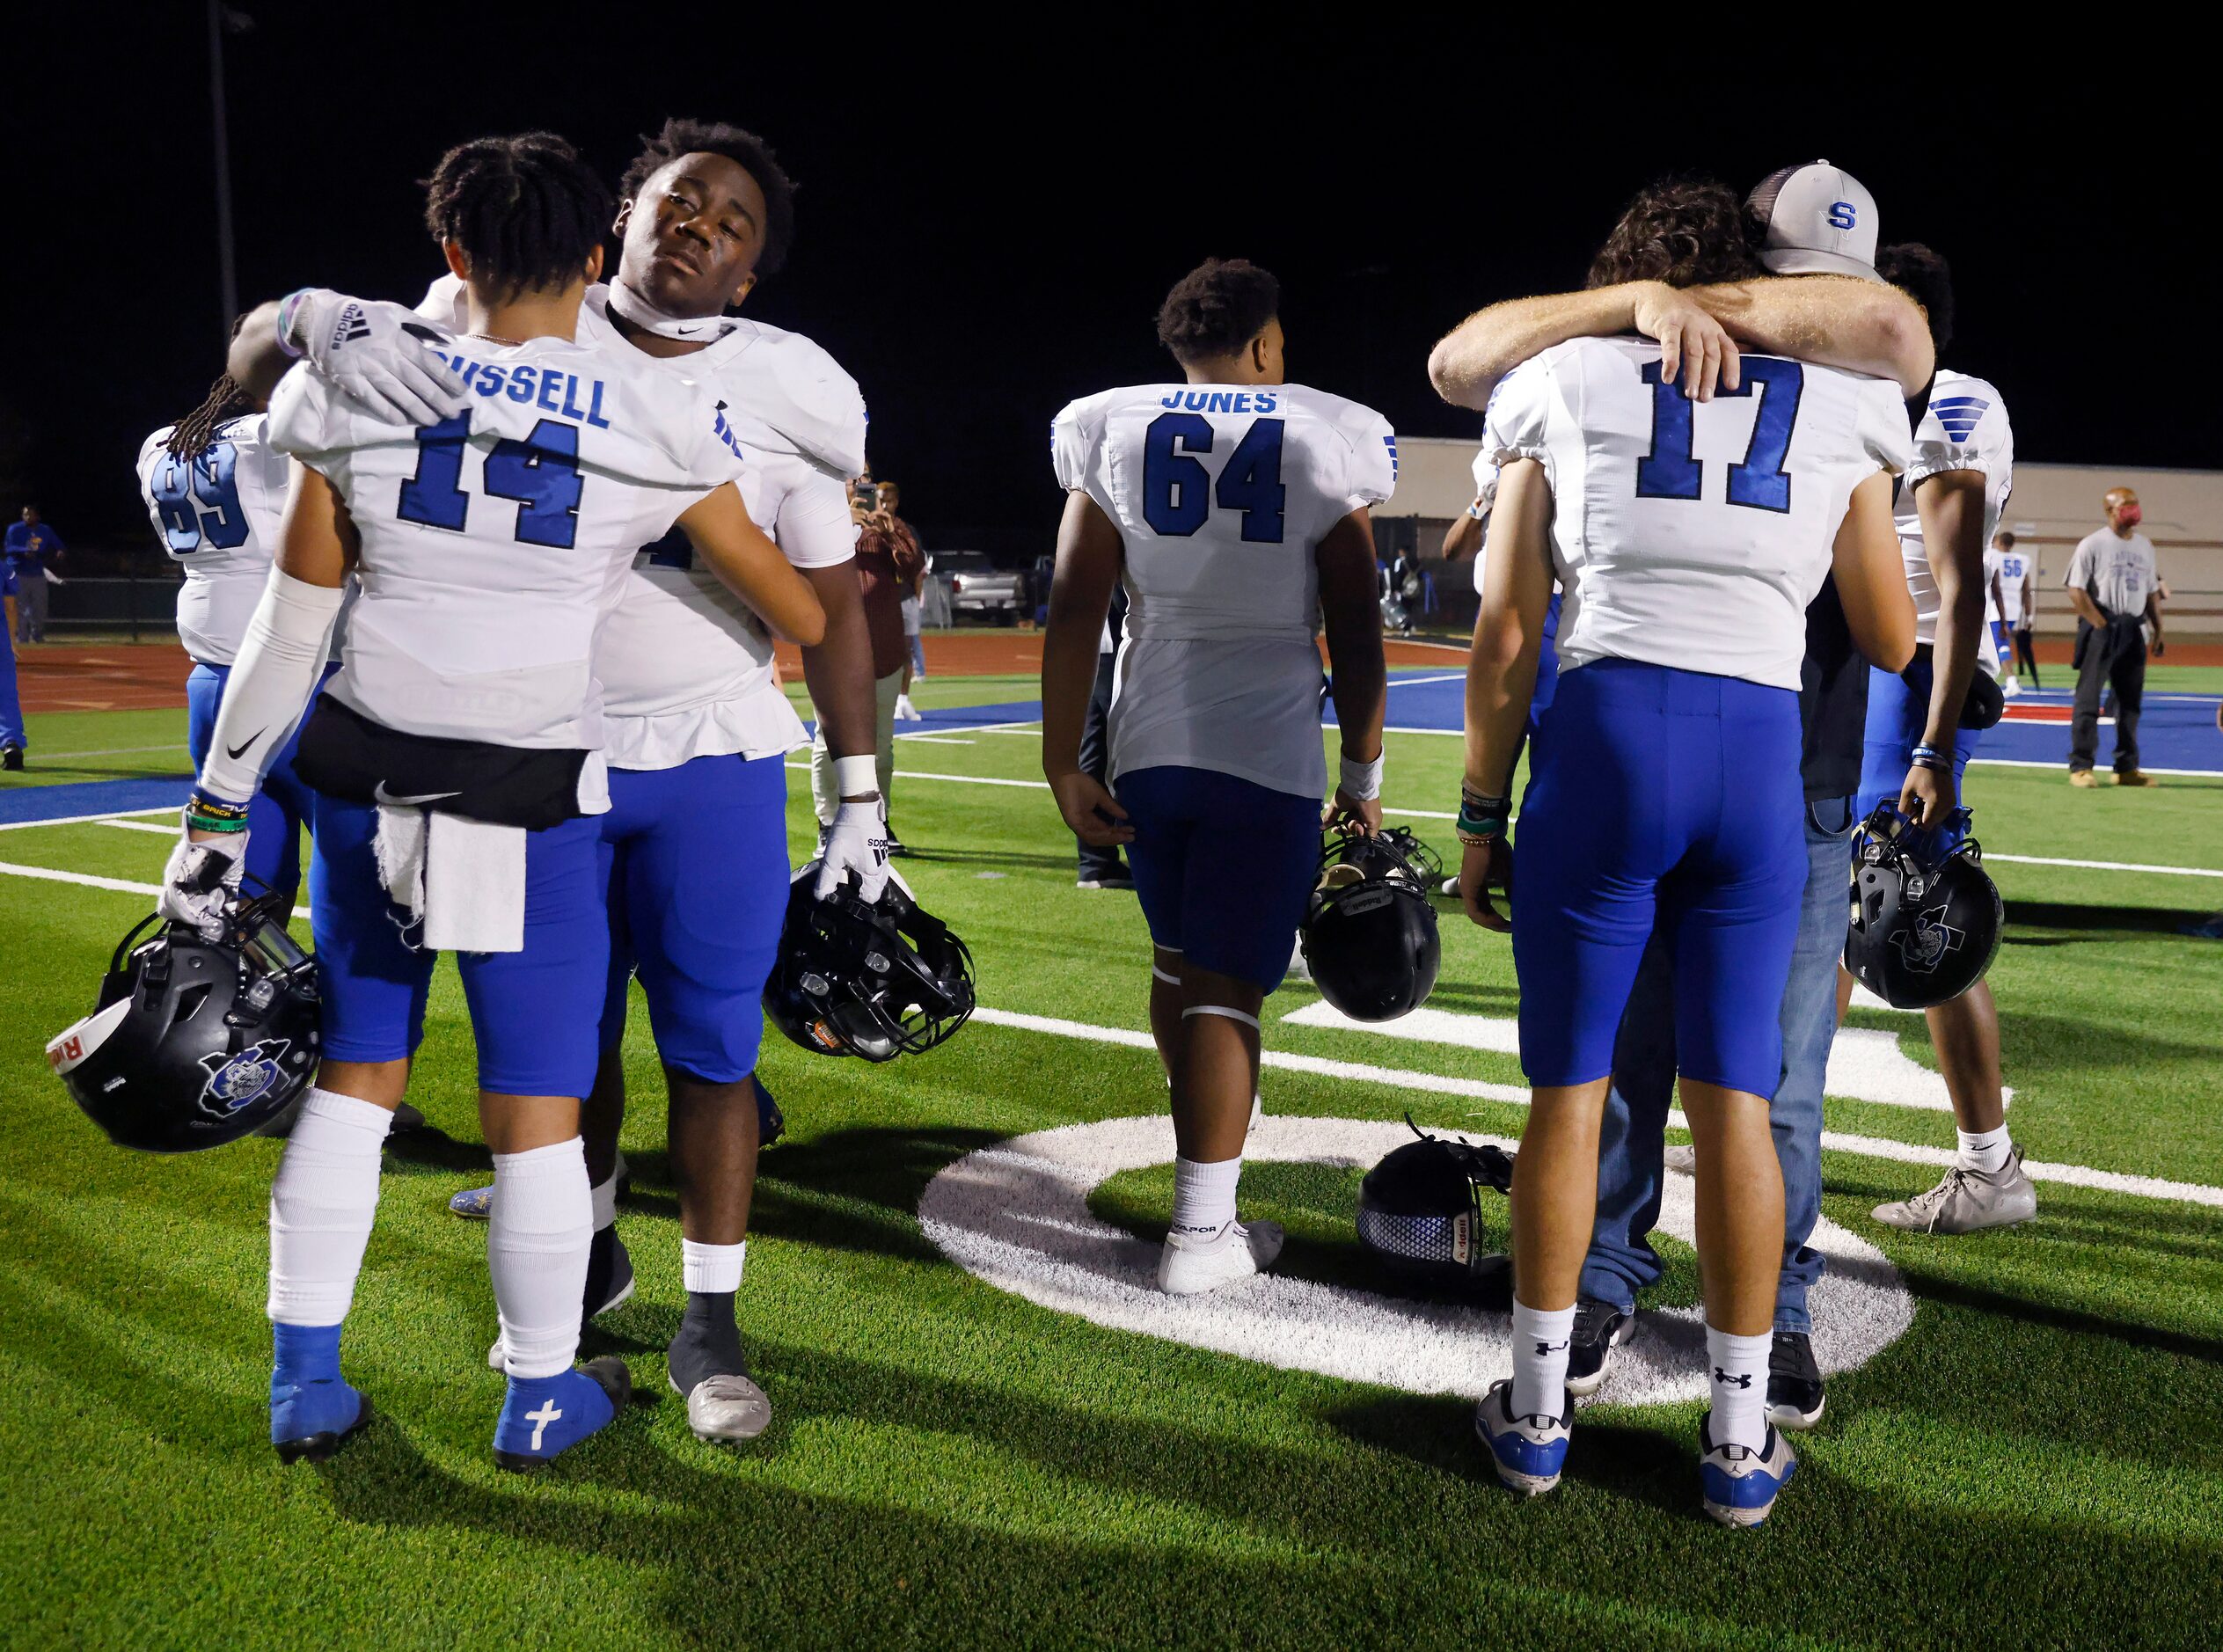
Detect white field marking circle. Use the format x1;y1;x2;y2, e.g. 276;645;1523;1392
919;1114;1915;1405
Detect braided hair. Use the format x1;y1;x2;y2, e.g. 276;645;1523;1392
420;131;612;303
165;372;253;461
620;118;797;275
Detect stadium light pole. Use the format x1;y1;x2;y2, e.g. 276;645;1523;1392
207;0;241;335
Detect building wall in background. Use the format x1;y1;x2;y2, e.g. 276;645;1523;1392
1383;439;2223;634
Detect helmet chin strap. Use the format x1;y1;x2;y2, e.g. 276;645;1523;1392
606;277;735;342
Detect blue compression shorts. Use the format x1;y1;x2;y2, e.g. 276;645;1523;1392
596;752;790;1085
1512;660;1806;1096
1115;764;1320;994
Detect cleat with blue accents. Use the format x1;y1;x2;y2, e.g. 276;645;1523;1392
751;1074;785;1150
269;1323;373;1464
1699;1412;1797;1527
1473;1378;1571;1496
449;1183;495;1220
492;1357;631;1471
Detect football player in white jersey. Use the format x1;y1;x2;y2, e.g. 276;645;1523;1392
159;133;824;1471
223;120;881;1445
1045;259;1393;1296
1848;244;2036;1236
1454;179;1915;1525
137;371;316;910
1987;529;2038;690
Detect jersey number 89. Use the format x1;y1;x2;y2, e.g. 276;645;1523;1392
397;415;584;548
1142;413;1287;544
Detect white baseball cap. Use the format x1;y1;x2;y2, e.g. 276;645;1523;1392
1747;160;1883;281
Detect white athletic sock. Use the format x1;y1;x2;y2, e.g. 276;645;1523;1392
589;1169;619;1233
1169;1155;1240;1238
682;1239;747;1295
1707;1326;1773;1451
488;1138;592;1380
267;1089;394;1327
1510;1299;1576;1420
1956;1126;2012;1176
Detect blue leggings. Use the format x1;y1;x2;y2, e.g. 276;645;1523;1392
1512;660;1806;1096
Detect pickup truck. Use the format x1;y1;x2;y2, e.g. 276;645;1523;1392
933;551;1024;625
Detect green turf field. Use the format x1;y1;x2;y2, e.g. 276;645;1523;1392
4;673;2220;1648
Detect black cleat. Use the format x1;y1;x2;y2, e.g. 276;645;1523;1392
1;746;23;771
1563;1298;1634;1399
1766;1330;1826;1431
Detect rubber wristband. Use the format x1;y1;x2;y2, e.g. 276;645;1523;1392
186;812;249;834
1461;787;1509;818
833;755;879;798
187;790;251;822
1338;751;1384;801
1456;811;1507;846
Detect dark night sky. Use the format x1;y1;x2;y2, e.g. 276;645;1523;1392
4;9;2212;559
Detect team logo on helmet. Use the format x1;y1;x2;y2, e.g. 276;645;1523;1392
197;1039;295;1117
1890;903;1963;975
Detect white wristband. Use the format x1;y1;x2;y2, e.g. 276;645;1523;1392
834;755;880;799
1338;751;1384;801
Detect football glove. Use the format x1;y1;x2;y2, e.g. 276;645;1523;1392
160;830;249;942
815;800;892;903
283;289;470;426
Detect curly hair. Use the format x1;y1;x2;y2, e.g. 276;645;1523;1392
1155;258;1280;365
420;131;611;303
619;117;797;276
1876;242;1953;356
1586;177;1762;290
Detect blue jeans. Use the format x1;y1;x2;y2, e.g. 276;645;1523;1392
1576;793;1856;1335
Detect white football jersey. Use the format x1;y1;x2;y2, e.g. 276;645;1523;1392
416;279;866;770
267;303;747;752
136;414;292;666
1892;369;2015;652
1984;545;2032;625
1484;337;1909;692
1052;382;1396;797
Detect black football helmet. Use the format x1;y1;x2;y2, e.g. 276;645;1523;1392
764;867;975;1061
48;895;322;1152
1299;827;1442;1021
1356;1117;1515;1293
1844;803;2004;1009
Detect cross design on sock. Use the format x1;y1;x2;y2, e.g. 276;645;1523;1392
527;1399;562;1451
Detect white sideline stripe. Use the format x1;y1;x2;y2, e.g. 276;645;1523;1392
899;736;976;746
1986;852;2223;880
99;819;179;835
29;743;190;759
965;1005;2223;1210
1968;756;2216;778
0;860;309;919
1386;674;1465;689
0;805;176;833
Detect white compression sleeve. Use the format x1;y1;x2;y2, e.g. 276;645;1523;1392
199;569;346;803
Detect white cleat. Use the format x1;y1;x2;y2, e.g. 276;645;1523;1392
673;1371;772;1443
1158;1219;1283;1295
1872;1147;2037;1234
894;693;923;722
1663;1144;1697;1174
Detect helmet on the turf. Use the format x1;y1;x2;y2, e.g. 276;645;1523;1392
1300;827;1441;1021
1356;1118;1514;1293
1843;803;2004;1009
47;895;321;1152
764;867;976;1061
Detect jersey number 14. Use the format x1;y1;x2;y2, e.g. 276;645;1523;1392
397;415;584;548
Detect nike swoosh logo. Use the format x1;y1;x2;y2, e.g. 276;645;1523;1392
224;730;265;761
372;781;462;808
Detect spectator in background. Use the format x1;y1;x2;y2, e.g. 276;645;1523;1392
1;561;24;767
896;490;928;721
4;507;65;644
812;478;924;852
2066;486;2162;786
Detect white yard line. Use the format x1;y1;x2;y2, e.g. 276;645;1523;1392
98;819;181;835
27;743;190;759
0;860;178;900
965;1005;2223;1210
897;736;977;746
1386;674;1466;689
1985;852;2223;879
0;805;178;833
